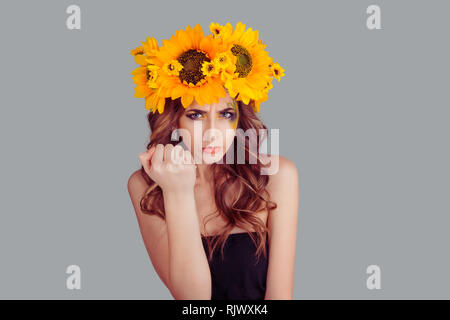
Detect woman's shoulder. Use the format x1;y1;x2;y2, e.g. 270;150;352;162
258;154;298;176
258;154;298;191
127;168;147;197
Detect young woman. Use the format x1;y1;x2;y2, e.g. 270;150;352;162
127;22;298;300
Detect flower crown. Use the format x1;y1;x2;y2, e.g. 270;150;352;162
130;22;285;114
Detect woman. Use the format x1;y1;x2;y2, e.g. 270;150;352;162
127;22;299;300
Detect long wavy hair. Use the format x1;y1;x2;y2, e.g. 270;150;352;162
138;96;277;262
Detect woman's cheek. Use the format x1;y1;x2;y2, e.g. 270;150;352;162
231;102;239;129
179;125;196;153
225;130;236;150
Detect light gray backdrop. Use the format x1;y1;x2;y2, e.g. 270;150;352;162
0;0;449;299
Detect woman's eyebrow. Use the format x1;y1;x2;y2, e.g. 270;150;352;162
185;108;207;114
186;107;235;113
218;107;235;112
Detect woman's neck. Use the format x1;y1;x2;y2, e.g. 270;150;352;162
195;163;214;185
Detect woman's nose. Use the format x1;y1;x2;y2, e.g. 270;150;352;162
206;113;217;129
203;116;220;142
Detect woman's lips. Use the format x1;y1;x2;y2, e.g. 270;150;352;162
202;146;221;154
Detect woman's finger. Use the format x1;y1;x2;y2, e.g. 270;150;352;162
183;149;194;165
171;145;184;165
138;155;150;176
138;145;156;168
147;145;156;157
152;144;165;167
146;145;157;163
163;144;174;163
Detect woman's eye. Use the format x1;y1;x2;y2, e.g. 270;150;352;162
186;112;235;120
221;112;235;119
187;112;203;120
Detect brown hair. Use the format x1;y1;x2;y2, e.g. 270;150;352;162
138;96;277;262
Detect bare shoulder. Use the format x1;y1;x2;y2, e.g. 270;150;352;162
259;154;299;190
127;167;167;235
127;168;147;196
127;168;153;220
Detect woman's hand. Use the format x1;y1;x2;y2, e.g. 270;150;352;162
138;143;196;193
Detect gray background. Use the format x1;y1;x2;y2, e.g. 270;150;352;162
0;0;449;299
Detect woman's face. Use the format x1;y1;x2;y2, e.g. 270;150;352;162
177;91;239;164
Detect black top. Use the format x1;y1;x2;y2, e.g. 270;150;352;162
201;231;269;300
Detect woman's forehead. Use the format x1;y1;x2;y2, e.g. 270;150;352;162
186;97;236;111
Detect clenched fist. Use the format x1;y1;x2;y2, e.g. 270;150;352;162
138;143;197;193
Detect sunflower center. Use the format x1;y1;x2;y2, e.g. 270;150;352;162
177;49;210;85
231;44;252;78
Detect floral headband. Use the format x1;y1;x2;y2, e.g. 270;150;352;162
130;22;285;114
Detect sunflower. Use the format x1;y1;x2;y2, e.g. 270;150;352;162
147;23;227;113
209;22;273;106
253;77;274;112
130;46;144;56
201;60;220;77
130;37;167;112
213;51;237;82
131;22;285;114
209;22;232;38
141;37;159;57
163;59;183;76
271;62;285;81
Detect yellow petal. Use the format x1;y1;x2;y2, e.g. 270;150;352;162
145;96;153;110
134;54;148;66
132;74;147;85
171;85;185;100
255;101;261;112
131;66;146;75
135;85;151;98
194;89;205;106
241;94;250;105
181;94;194;108
157;97;165;114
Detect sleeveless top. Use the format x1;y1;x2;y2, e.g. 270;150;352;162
201;231;269;300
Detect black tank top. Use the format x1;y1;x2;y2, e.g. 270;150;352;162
201;231;269;300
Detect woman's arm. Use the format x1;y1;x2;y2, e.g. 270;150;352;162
264;155;299;299
163;188;212;299
128;144;211;299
